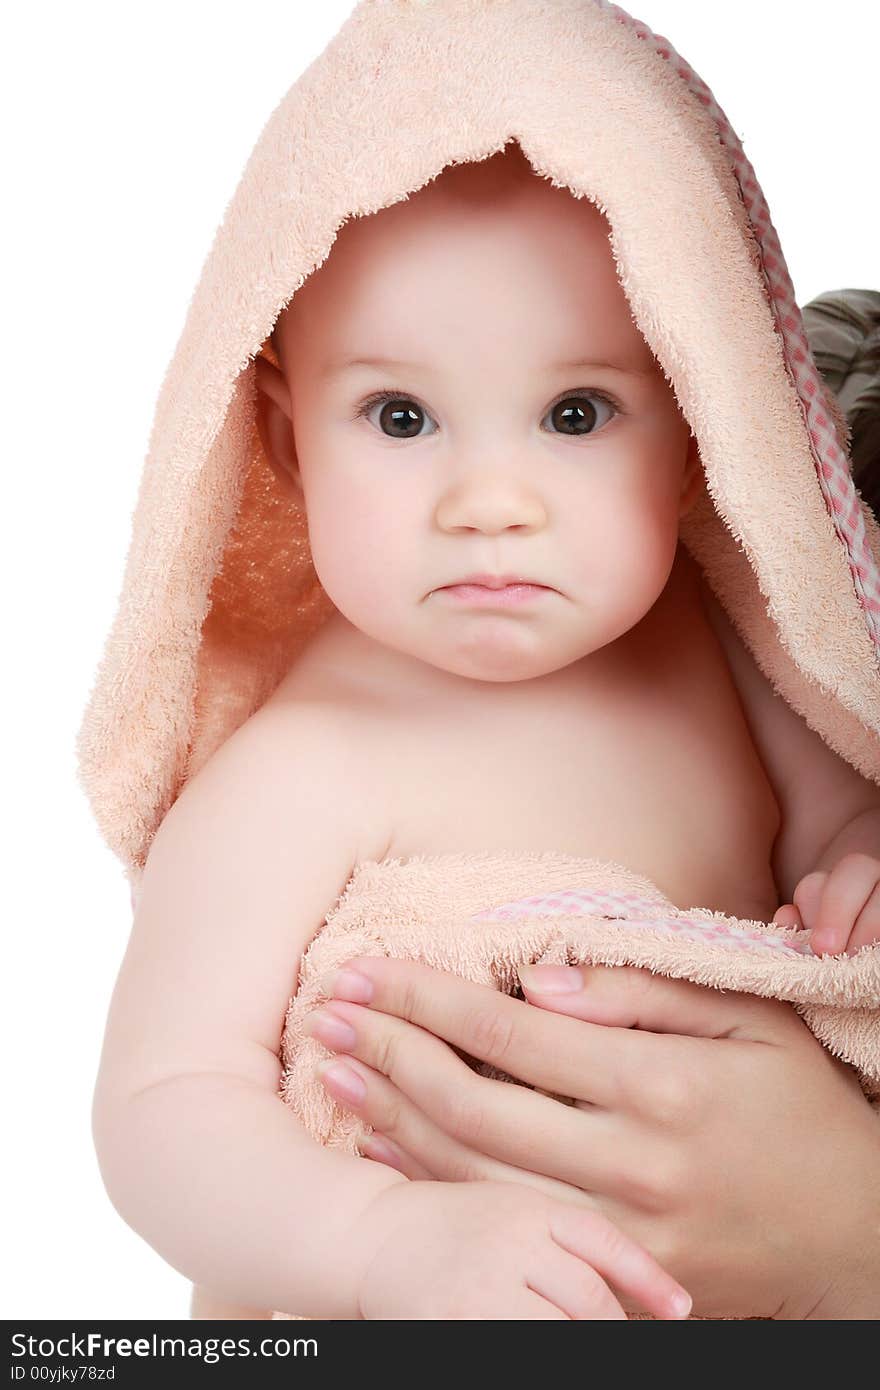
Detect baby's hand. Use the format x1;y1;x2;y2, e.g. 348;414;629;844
349;1178;691;1320
772;852;880;956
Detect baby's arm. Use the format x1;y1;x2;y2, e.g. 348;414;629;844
700;580;880;955
91;699;690;1321
91;703;407;1319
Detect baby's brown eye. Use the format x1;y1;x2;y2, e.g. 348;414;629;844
545;394;615;436
358;395;436;439
379;399;424;438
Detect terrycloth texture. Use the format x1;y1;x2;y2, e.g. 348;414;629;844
270;850;880;1321
75;0;880;896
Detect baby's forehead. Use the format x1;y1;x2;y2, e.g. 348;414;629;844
275;154;652;375
292;153;615;292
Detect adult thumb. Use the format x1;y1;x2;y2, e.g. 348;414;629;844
516;962;794;1042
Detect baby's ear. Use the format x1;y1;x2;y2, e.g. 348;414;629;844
678;431;704;518
253;354;304;499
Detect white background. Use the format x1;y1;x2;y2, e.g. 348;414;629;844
3;0;876;1319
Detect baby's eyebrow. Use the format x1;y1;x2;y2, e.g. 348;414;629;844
321;355;436;378
547;357;656;378
322;354;655;378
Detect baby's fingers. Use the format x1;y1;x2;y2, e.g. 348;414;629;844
549;1206;691;1320
792;871;828;934
528;1246;626;1320
848;887;880;952
772;903;804;929
800;856;879;956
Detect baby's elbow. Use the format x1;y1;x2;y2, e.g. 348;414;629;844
91;1081;133;1216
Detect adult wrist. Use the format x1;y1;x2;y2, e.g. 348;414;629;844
795;1118;880;1320
803;1248;880;1321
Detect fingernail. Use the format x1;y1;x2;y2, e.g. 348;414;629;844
809;933;838;957
322;967;375;1000
362;1133;399;1165
315;1059;366;1105
303;1008;357;1050
328;967;374;1004
517;964;583;994
671;1289;692;1318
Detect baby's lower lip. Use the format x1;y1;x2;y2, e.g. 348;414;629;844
438;583;552;606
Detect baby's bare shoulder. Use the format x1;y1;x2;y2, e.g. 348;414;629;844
93;699;388;1109
256;687;396;845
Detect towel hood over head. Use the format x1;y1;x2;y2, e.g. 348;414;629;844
77;0;880;892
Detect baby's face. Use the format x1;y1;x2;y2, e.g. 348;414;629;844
270;161;700;684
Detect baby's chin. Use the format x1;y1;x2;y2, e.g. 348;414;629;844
327;601;603;688
417;624;590;685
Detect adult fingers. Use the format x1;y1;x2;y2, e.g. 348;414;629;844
306;999;631;1190
359;1131;435;1182
316;1051;496;1182
317;1054;603;1206
518;961;804;1043
321;955;654;1105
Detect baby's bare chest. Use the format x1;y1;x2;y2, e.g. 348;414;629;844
369;612;780;921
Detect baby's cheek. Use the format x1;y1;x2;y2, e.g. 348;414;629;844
574;513;678;640
308;490;421;641
308;485;395;592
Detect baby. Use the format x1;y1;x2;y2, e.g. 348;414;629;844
258;149;880;956
92;148;880;1322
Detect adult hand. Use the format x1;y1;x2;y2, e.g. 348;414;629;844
303;957;880;1320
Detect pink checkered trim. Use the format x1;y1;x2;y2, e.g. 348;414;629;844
472;888;664;920
470;885;812;957
595;1;880;653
